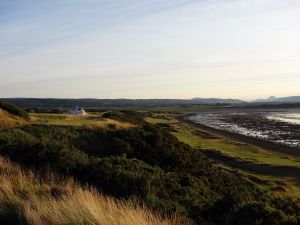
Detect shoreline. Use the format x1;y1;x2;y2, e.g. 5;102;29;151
179;113;300;158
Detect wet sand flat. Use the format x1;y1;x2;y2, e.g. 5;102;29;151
185;108;300;156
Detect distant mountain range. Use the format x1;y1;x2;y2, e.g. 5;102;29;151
253;96;300;103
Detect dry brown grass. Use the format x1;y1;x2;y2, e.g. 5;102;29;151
87;118;136;129
0;109;26;128
0;157;190;225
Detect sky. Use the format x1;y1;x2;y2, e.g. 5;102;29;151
0;0;300;100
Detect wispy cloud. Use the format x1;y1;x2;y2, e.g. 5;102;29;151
207;0;273;9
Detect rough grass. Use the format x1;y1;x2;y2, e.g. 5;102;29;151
145;117;170;124
0;157;190;225
30;113;135;129
0;109;26;128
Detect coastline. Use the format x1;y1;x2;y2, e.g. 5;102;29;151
179;113;300;158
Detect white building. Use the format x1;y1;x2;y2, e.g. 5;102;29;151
68;106;86;115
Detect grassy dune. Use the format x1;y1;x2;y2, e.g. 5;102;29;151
0;157;189;225
0;109;26;128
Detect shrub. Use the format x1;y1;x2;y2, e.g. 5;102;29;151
0;101;29;120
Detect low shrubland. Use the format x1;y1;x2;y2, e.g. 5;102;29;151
0;109;300;224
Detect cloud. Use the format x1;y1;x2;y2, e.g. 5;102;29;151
207;0;273;9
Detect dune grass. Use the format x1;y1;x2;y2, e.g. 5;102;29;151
0;157;190;225
30;113;135;129
0;109;26;128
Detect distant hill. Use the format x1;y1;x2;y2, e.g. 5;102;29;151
191;97;245;104
254;96;300;103
1;98;246;108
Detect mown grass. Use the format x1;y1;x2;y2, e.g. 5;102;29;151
0;157;189;225
174;126;300;168
30;113;135;129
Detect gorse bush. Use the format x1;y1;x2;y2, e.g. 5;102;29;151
102;110;146;125
0;101;29;120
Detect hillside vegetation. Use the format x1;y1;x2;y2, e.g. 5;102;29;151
0;101;29;120
1;109;300;224
0;109;26;128
0;157;188;225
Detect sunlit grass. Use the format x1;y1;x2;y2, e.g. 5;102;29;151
173;124;300;168
30;113;135;129
0;109;26;128
0;157;189;225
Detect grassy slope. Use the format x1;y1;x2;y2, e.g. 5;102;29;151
145;113;300;197
0;157;188;225
0;109;26;128
0;101;29;120
0;114;263;224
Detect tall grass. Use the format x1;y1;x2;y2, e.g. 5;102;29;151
0;109;26;128
0;157;190;225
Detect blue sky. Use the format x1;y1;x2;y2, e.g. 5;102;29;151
0;0;300;99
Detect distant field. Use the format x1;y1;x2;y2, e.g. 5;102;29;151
30;113;135;129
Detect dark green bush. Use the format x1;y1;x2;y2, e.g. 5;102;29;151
102;110;146;125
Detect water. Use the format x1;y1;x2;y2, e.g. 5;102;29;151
267;113;300;125
189;109;300;149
